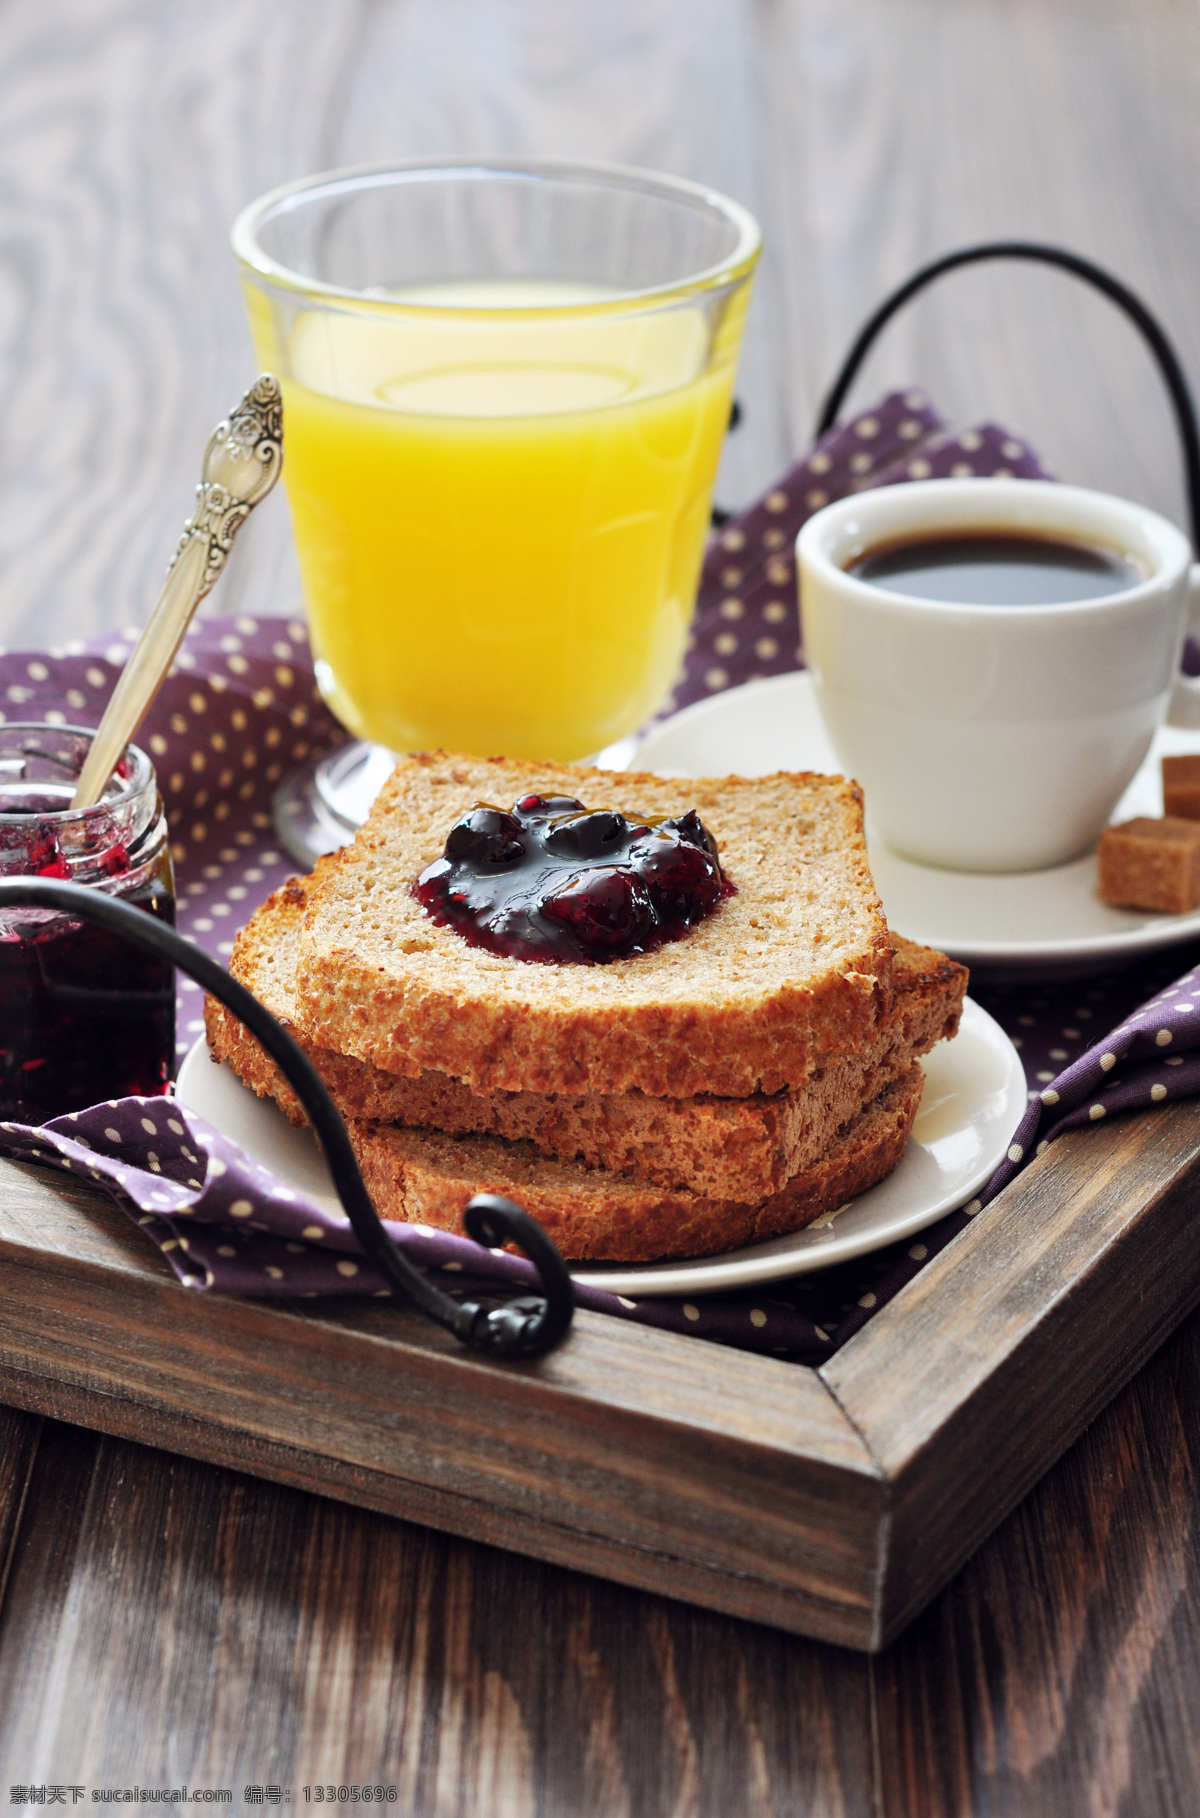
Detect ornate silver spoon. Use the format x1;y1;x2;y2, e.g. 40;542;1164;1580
71;373;283;809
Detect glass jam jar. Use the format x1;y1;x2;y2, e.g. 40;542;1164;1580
0;723;175;1123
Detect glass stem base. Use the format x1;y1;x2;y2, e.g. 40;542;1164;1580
273;741;397;868
273;733;645;870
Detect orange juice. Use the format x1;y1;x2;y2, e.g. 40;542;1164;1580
245;280;750;760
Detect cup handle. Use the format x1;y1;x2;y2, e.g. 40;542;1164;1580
1168;565;1200;727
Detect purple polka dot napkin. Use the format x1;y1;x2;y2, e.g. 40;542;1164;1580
2;389;1198;1368
813;946;1200;1353
0;1095;648;1320
667;389;1050;714
977;966;1200;1205
0;612;347;1062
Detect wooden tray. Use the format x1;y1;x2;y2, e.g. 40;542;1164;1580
3;1095;1200;1652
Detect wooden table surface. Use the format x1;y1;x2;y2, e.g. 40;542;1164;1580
2;2;1199;1809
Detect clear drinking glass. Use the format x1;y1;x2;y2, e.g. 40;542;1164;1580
232;158;759;824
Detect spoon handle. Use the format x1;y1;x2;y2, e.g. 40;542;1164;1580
71;375;283;810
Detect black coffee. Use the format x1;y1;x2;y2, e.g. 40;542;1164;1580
847;532;1143;605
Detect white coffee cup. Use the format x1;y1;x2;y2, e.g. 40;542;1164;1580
796;478;1200;873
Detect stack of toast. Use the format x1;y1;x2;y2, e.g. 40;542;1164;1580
206;752;968;1262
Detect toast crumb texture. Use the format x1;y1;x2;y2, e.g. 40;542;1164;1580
207;869;964;1199
349;1066;926;1262
293;752;894;1098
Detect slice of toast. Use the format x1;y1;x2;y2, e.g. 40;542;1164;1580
294;753;894;1099
348;1066;926;1263
206;869;965;1199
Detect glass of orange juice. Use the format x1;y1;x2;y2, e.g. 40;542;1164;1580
232;159;760;845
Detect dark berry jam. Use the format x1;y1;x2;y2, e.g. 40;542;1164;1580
0;854;176;1126
0;726;175;1124
414;793;734;964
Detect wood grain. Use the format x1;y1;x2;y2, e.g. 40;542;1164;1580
0;1406;42;1618
0;1420;878;1814
825;1099;1200;1644
0;1156;885;1646
752;0;1200;524
3;1311;1200;1812
4;1089;1200;1659
2;1;1200;1805
0;0;1195;648
874;1304;1200;1818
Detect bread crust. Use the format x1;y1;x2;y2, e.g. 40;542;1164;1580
349;1066;926;1263
206;874;964;1199
293;753;894;1099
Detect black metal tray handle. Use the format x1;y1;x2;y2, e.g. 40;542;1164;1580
0;877;575;1359
816;239;1200;555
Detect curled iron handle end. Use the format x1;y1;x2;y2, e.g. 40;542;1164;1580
456;1194;575;1357
0;877;575;1361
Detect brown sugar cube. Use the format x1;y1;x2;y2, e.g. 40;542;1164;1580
1097;816;1200;913
1162;754;1200;820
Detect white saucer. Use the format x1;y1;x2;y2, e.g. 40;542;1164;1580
175;1004;1025;1297
633;671;1200;978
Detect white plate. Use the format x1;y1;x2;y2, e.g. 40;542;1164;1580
175;1003;1025;1297
177;1038;344;1216
633;671;1200;978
